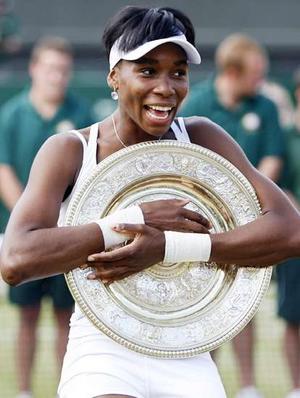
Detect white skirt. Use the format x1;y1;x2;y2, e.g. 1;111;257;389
58;306;227;398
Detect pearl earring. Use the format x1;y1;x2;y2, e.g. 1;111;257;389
111;89;118;101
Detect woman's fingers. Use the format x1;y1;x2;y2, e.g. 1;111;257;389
179;220;210;233
88;244;134;262
87;223;145;261
88;265;131;282
85;223;165;283
181;208;211;228
112;223;146;233
87;226;144;262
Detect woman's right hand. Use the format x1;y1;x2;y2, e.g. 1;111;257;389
86;223;165;284
139;198;211;234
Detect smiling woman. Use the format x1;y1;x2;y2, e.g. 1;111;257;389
1;5;300;398
104;9;200;141
108;43;190;138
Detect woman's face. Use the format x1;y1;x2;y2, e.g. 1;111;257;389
111;43;189;137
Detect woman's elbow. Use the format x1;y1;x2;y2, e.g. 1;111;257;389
0;251;26;286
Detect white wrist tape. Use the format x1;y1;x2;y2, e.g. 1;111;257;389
93;206;144;249
163;231;212;263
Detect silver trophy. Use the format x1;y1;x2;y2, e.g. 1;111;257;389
64;141;272;358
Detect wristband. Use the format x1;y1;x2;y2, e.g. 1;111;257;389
93;206;144;249
163;231;211;263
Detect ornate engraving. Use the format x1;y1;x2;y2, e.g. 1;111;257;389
65;141;272;358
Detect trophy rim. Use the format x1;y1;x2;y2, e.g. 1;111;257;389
64;140;272;358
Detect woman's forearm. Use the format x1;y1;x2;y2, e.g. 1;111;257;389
0;223;104;285
211;211;298;267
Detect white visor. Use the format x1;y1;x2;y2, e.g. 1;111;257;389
109;34;201;70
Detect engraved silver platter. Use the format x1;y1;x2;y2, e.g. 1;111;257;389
65;140;272;358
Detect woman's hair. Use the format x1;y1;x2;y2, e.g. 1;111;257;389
102;6;195;59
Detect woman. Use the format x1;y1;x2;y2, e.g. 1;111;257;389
1;6;300;398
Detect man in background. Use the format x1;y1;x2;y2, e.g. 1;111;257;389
181;33;285;398
0;36;95;398
277;69;300;398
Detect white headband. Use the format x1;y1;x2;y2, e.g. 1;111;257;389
109;34;201;70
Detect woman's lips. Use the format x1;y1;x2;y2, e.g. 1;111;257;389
144;104;174;121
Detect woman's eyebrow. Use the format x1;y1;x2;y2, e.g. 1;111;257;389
133;57;158;65
132;58;188;66
174;59;188;66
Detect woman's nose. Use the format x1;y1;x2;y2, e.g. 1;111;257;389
153;76;176;97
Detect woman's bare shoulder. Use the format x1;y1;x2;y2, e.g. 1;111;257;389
182;116;254;176
76;125;92;143
28;127;93;186
183;116;232;146
42;125;93;160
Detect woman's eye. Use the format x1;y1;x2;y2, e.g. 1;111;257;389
141;68;155;76
174;70;186;77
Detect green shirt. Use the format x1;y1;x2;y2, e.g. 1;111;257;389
0;90;96;232
181;78;284;167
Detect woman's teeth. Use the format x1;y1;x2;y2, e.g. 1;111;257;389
145;105;173;120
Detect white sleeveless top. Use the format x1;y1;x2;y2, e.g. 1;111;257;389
60;117;191;324
58;117;191;226
58;120;220;398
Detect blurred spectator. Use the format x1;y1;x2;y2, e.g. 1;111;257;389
181;33;285;398
276;69;300;398
0;0;21;59
261;80;295;128
0;234;4;298
0;36;95;398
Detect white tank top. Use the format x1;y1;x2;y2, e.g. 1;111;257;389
58;117;191;226
57;120;215;389
59;117;191;324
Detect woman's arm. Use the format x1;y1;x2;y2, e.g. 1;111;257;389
187;116;300;266
0;132;104;285
0;128;210;286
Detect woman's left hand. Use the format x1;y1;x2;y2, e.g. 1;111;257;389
85;223;165;284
